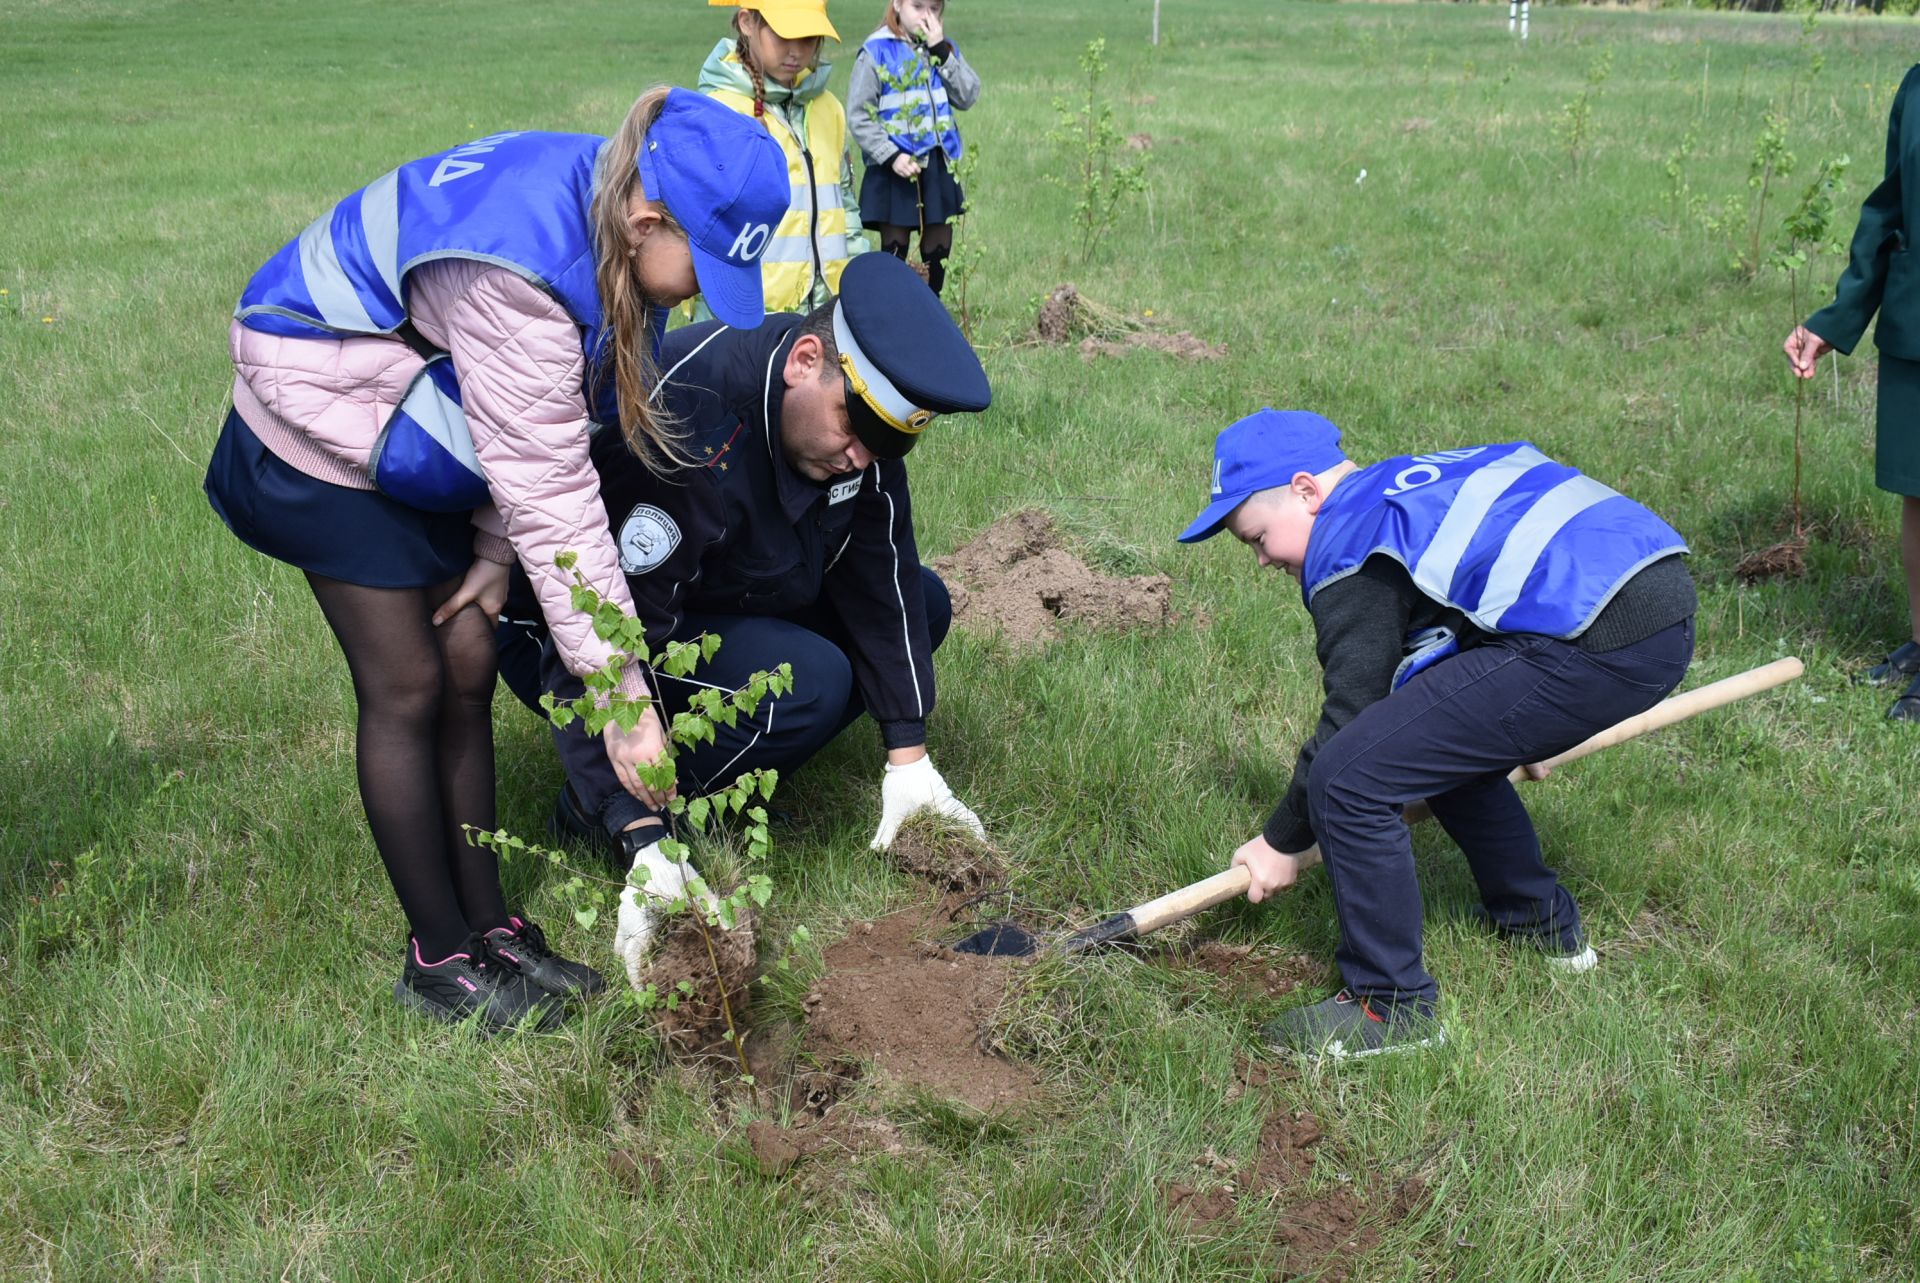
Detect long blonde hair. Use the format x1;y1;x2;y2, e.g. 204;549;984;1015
590;87;692;473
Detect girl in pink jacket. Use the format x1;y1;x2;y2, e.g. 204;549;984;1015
205;88;786;1033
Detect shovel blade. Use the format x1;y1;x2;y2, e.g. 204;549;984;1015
953;921;1041;957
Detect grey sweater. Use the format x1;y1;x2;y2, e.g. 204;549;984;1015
846;38;981;166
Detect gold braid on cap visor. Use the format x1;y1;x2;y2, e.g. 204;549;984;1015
831;299;936;434
839;355;935;434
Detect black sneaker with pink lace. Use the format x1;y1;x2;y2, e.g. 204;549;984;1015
394;934;569;1034
484;916;607;999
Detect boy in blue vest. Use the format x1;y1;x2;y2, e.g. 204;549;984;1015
1179;409;1698;1061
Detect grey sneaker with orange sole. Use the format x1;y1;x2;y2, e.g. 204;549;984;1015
1261;989;1448;1062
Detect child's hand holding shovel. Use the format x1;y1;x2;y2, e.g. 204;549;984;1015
1232;834;1301;904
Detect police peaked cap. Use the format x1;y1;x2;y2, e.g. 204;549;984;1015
831;252;991;459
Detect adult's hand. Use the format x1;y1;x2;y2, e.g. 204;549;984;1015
1231;833;1301;904
1783;324;1833;380
890;152;922;180
604;707;675;809
432;557;510;626
870;752;984;850
613;835;705;987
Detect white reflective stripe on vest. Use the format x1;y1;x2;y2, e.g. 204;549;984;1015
791;180;842;211
297;214;376;332
875;88;950;115
761;232;849;263
1478;475;1620;628
1411;445;1550;603
398;362;481;474
360;168;404;303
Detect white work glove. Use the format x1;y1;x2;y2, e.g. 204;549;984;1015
869;755;986;851
612;838;705;988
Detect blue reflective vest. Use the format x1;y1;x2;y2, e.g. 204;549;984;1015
1303;443;1688;685
235;131;619;511
862;32;963;163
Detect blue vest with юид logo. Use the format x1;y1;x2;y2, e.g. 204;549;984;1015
1303;443;1688;686
235;131;618;512
863;32;963;163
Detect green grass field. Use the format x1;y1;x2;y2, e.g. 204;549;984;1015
4;0;1919;1278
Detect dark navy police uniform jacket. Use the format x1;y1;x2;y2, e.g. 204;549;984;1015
559;315;940;749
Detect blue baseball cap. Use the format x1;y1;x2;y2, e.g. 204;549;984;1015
636;88;789;330
1177;408;1347;543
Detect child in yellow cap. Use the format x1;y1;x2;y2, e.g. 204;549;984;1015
696;0;870;315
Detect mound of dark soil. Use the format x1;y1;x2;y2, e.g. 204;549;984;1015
1031;282;1225;361
886;818;1005;892
800;899;1037;1113
631;908;757;1056
1734;536;1808;583
934;509;1175;649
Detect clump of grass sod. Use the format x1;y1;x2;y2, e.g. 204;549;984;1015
3;2;1917;1279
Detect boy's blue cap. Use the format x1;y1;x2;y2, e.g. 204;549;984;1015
637;88;789;329
1177;408;1347;543
832;251;991;459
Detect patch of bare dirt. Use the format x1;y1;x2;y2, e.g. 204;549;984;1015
1162;1108;1428;1280
800;898;1038;1113
934;508;1176;649
1165;1181;1236;1228
1166;941;1325;1001
886;817;1005;892
630;909;757;1056
1126;132;1155;150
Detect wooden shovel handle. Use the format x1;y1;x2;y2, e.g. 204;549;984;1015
1127;866;1255;936
1107;658;1802;943
1291;656;1803;871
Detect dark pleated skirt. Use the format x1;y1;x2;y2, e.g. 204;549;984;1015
859;148;965;228
204;406;473;588
1877;354;1920;498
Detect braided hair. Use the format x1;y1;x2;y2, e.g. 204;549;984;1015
733;13;767;118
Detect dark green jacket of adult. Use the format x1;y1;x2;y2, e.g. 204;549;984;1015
1808;65;1920;360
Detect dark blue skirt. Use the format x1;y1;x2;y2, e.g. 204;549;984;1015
859;148;965;229
204;406;474;588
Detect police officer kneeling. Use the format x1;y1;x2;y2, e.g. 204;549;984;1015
496;252;990;978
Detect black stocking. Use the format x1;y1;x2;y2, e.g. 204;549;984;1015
918;222;953;296
306;571;507;958
877;223;913;261
433;593;509;934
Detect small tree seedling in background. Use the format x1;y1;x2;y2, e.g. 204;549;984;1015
1047;37;1148;265
1555;47;1613;180
1769;154;1850;539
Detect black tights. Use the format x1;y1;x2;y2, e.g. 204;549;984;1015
877;221;952;296
306;571;508;958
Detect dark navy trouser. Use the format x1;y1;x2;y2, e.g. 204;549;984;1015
1308;618;1694;1006
497;568;952;837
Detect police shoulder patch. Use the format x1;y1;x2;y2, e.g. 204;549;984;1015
616;503;682;574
